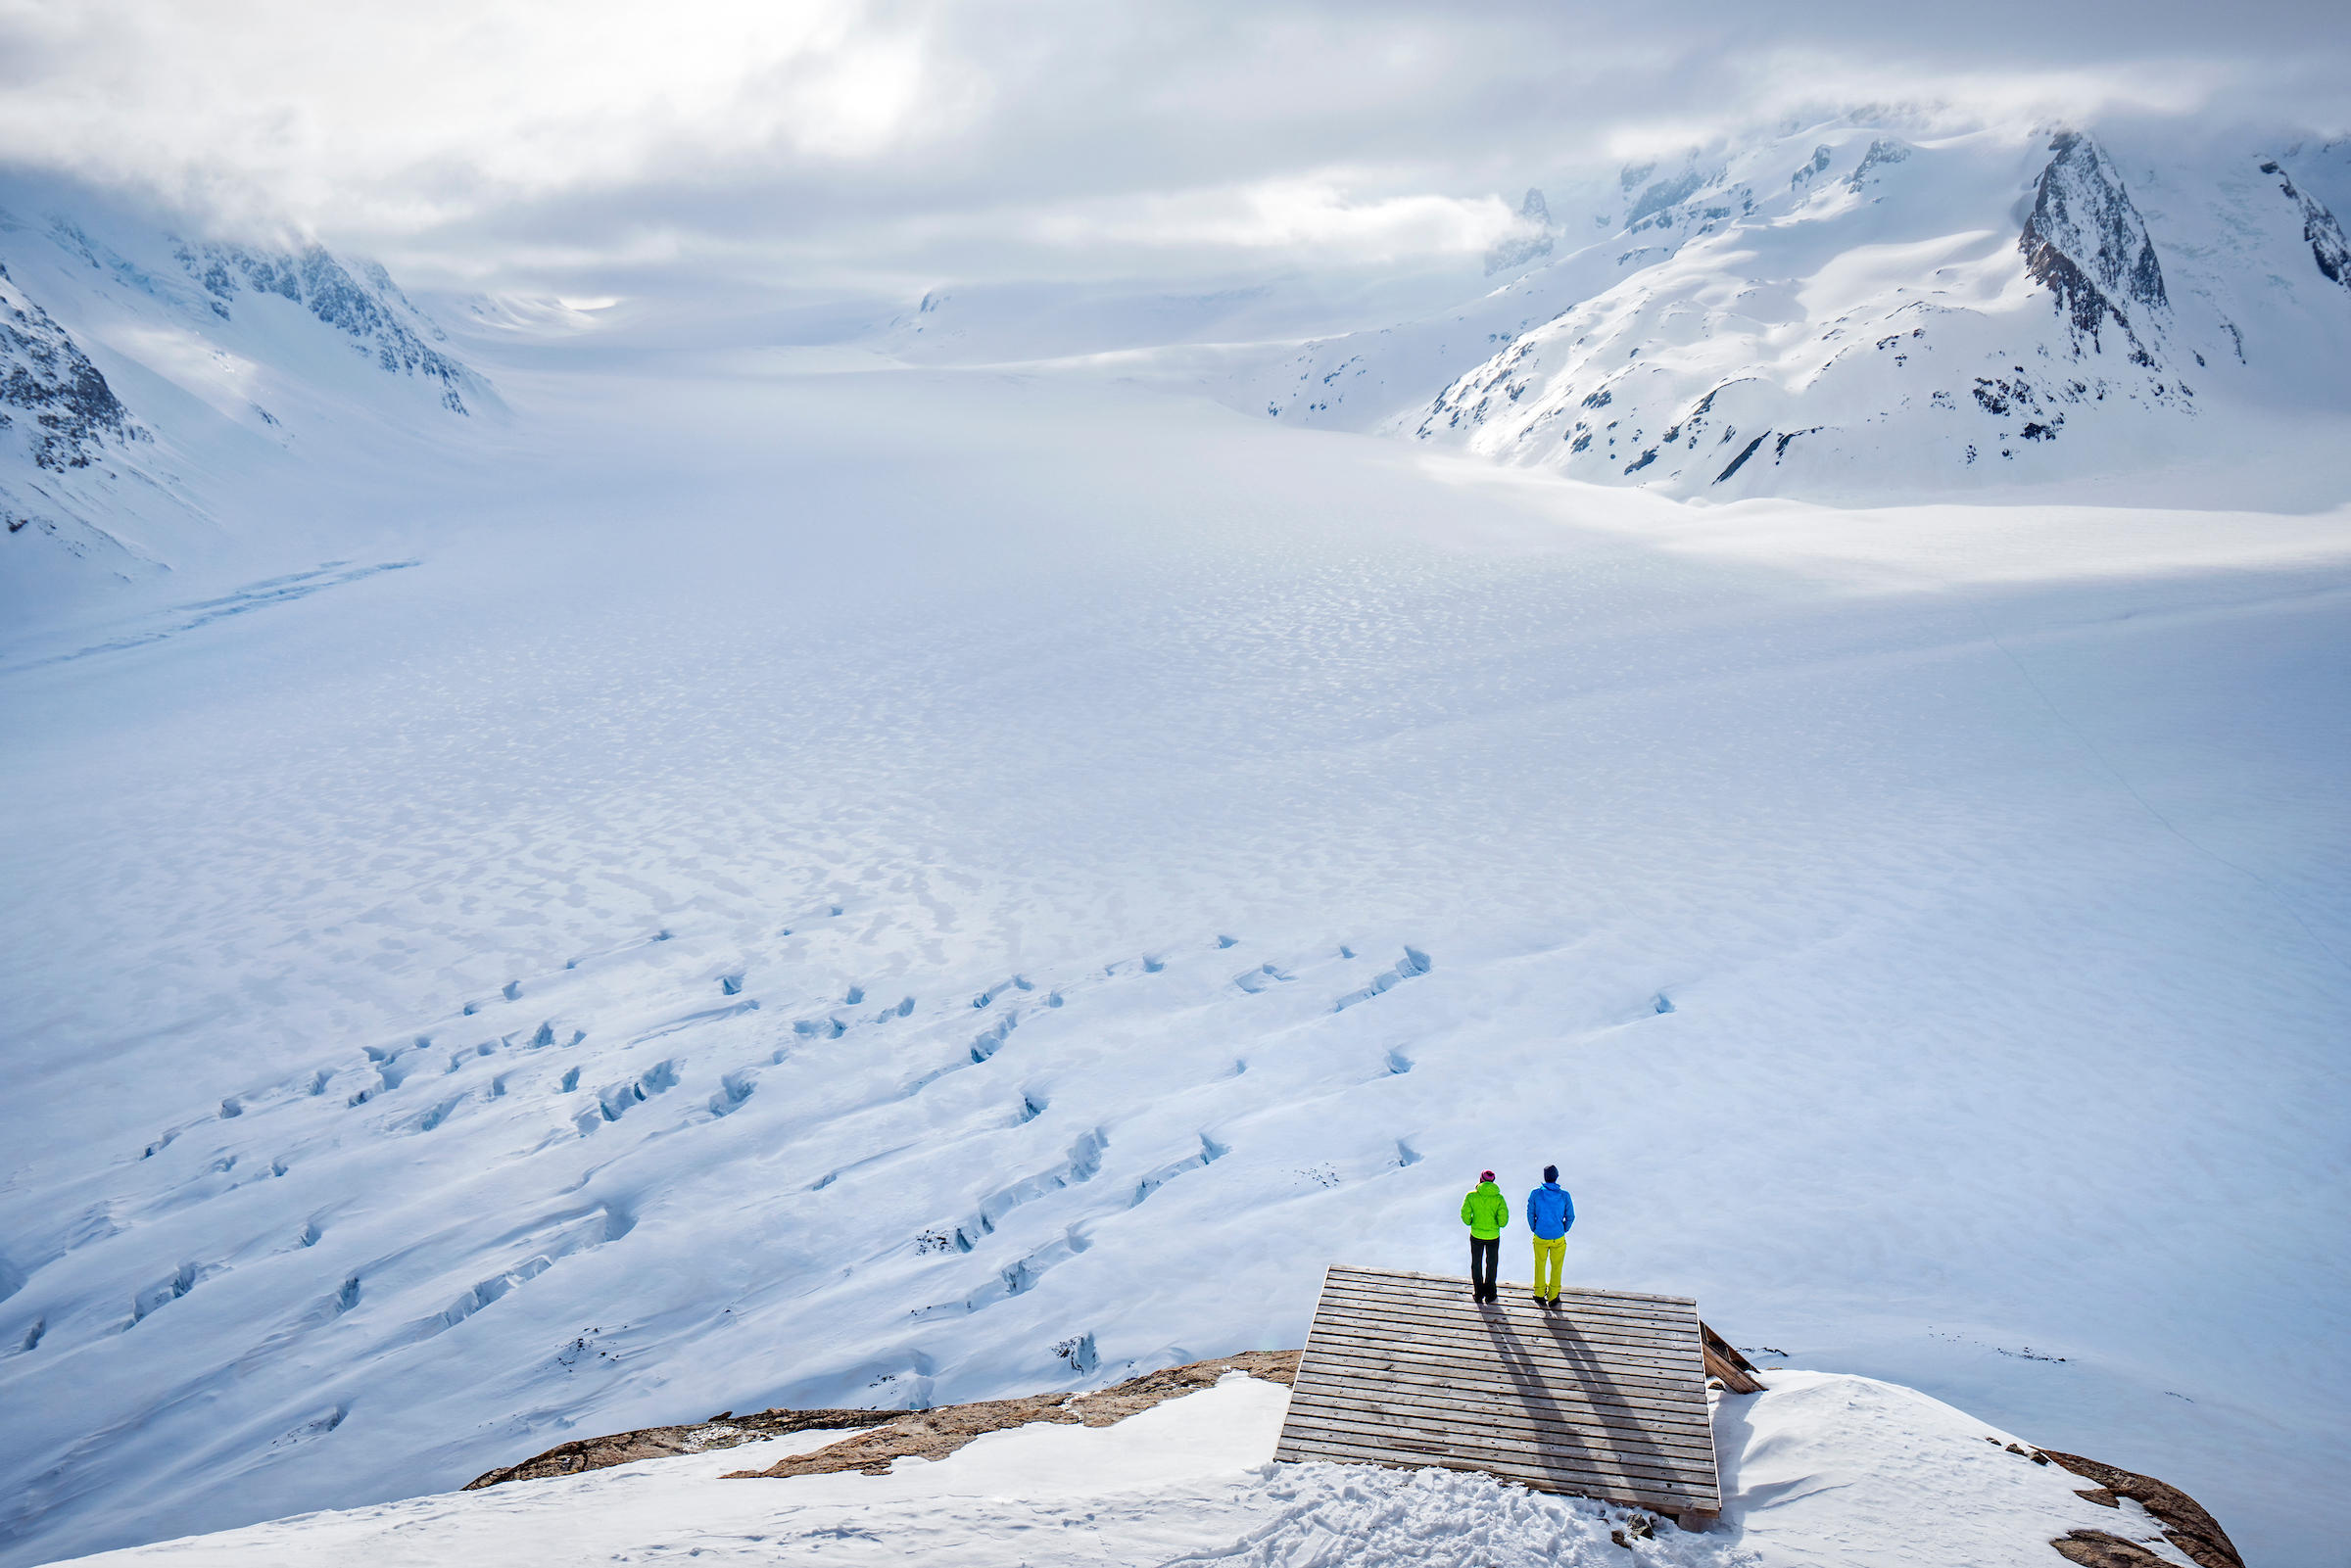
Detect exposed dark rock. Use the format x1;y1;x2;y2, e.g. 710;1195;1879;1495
2043;1449;2244;1568
2257;160;2351;290
1714;432;1767;484
0;261;140;473
2051;1530;2174;1567
2019;132;2168;352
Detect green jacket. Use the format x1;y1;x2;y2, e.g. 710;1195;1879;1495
1461;1181;1510;1240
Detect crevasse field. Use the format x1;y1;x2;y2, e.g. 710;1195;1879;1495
3;317;2347;1566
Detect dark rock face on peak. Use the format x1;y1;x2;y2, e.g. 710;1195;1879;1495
2257;160;2351;290
0;261;140;481
2020;132;2168;351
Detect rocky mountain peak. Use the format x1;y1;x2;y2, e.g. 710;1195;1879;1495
171;239;477;413
2019;130;2168;350
2257;159;2351;291
1484;188;1559;275
0;260;141;482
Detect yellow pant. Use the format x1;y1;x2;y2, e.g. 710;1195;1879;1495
1531;1235;1565;1301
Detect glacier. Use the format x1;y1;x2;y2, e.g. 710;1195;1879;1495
1;109;2347;1568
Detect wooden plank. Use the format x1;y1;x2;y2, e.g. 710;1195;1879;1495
1281;1375;1715;1472
1316;1292;1703;1345
1287;1384;1715;1461
1272;1436;1701;1514
1278;1382;1720;1457
1326;1265;1696;1307
1288;1361;1713;1438
1317;1274;1702;1325
1296;1338;1704;1404
1335;1278;1702;1325
1284;1390;1719;1470
1699;1322;1760;1375
1307;1292;1702;1347
1290;1385;1703;1449
1699;1322;1766;1394
1275;1423;1719;1508
1301;1317;1704;1381
1317;1278;1702;1325
1273;1424;1712;1502
1298;1338;1707;1406
1702;1341;1766;1396
1305;1303;1704;1364
1326;1295;1703;1343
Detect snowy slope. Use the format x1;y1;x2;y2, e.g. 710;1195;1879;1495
0;328;2343;1567
1226;119;2351;502
43;1371;2218;1568
0;176;493;623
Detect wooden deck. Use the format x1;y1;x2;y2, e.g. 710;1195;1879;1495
1272;1264;1722;1520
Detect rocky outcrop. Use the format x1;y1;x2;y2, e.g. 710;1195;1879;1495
721;1351;1301;1480
464;1351;1301;1491
2043;1449;2245;1568
0;260;140;478
2257;160;2351;290
462;1405;899;1489
171;240;478;412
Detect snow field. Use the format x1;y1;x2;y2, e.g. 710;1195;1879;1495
2;351;2345;1564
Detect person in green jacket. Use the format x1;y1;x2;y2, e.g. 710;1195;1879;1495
1460;1170;1509;1303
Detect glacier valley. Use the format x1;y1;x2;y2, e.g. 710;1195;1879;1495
1;113;2347;1567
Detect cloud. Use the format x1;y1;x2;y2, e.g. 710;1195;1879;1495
0;0;2345;293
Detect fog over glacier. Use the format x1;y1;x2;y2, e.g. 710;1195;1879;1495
1;7;2347;1568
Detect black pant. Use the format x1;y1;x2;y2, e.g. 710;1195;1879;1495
1469;1237;1499;1301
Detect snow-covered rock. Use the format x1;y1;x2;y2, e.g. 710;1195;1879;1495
0;179;492;612
1231;119;2351;501
40;1370;2231;1568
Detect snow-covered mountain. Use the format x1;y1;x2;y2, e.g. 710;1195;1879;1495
0;177;492;617
1229;119;2351;501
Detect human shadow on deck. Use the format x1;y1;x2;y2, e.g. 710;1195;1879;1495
1471;1289;1700;1492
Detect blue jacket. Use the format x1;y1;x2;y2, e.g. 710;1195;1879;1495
1526;1181;1574;1240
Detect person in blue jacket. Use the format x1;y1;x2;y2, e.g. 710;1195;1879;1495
1526;1164;1574;1307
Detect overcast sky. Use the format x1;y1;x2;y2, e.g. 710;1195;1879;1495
2;0;2346;294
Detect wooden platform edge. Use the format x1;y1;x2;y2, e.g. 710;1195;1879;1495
1698;1321;1765;1396
1327;1263;1697;1307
